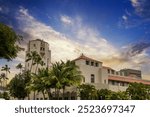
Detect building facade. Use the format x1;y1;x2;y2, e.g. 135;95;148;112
74;54;150;92
25;39;51;73
24;39;150;99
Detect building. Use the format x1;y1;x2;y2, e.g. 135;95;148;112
120;69;142;79
74;54;150;92
25;39;51;73
24;39;150;99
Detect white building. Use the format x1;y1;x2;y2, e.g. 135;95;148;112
24;40;150;99
25;39;51;73
73;54;150;92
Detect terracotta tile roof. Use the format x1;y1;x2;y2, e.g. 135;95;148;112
73;54;102;63
108;75;150;85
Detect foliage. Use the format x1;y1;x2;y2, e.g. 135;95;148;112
0;23;23;60
50;60;83;99
126;82;150;100
26;51;44;73
1;64;10;77
27;68;50;99
8;73;29;99
0;92;10;100
16;63;23;73
78;84;97;100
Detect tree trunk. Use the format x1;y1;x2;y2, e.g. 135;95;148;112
33;91;36;100
35;64;39;74
46;88;52;100
42;91;46;99
62;86;65;100
30;60;33;72
57;89;60;100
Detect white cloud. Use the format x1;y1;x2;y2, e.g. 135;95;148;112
130;0;139;7
12;7;150;80
122;15;128;21
16;7;119;62
60;15;73;25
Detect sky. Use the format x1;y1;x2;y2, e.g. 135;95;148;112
0;0;150;79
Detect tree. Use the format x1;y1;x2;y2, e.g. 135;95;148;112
126;82;150;100
16;63;23;73
107;91;129;100
33;54;44;73
26;51;41;72
97;89;112;100
0;23;23;60
50;60;83;99
8;74;28;100
1;65;10;77
1;65;10;86
27;68;50;99
78;84;97;100
0;73;7;91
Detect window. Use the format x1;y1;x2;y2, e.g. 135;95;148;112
91;61;94;66
116;72;119;75
95;62;99;67
111;81;115;85
91;74;95;83
86;60;89;65
104;80;106;84
33;44;36;47
120;72;123;76
108;69;110;74
111;70;115;74
120;82;125;86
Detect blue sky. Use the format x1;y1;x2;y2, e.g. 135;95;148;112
0;0;150;79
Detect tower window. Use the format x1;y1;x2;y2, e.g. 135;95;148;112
108;69;110;74
86;60;89;65
91;62;94;66
91;74;95;83
95;62;99;67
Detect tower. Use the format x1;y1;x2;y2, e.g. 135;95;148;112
25;39;51;73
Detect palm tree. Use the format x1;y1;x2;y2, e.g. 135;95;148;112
60;60;83;99
16;63;23;73
26;51;39;72
1;65;10;86
28;68;49;99
0;73;6;89
50;60;83;99
33;54;45;73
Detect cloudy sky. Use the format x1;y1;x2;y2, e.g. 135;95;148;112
0;0;150;79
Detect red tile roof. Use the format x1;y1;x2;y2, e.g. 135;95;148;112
108;75;150;85
73;54;102;63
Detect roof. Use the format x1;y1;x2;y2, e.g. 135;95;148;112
29;39;49;44
103;66;114;70
73;54;102;63
108;75;150;85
